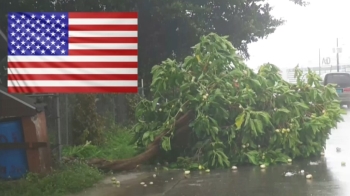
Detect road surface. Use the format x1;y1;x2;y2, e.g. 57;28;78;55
70;109;350;196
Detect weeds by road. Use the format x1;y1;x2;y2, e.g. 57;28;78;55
0;163;102;196
62;125;137;160
0;126;136;196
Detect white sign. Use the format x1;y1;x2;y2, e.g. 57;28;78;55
333;48;342;53
322;57;331;65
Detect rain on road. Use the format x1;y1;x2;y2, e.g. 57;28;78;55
70;109;350;196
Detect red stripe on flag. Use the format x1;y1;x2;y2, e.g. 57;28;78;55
69;37;138;43
69;25;138;31
69;50;137;55
8;87;138;93
8;62;138;68
8;74;138;80
68;12;138;18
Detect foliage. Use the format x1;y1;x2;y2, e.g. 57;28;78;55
0;163;102;196
71;94;105;145
175;157;204;170
125;94;142;122
63;125;137;160
132;33;345;168
0;0;307;89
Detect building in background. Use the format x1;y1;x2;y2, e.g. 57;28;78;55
286;65;350;83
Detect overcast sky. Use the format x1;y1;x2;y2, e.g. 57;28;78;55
246;0;350;70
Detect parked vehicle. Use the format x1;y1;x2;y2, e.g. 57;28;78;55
323;72;350;107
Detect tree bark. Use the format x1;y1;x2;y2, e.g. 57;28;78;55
87;110;193;171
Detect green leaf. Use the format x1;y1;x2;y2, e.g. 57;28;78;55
211;153;216;166
161;137;171;151
187;94;198;101
231;70;243;77
250;79;261;87
217;151;230;167
294;102;309;109
151;76;161;86
313;89;318;100
189;163;199;170
217;153;223;166
150;133;154;142
209;117;219;127
214;89;224;99
245;151;259;165
180;83;190;91
152;98;159;110
249;119;256;134
134;123;142;133
142;131;150;140
253;119;263;133
244;112;251;126
277;108;290;113
235;112;246;129
256;111;271;123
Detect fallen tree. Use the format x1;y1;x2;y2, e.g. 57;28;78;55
87;111;193;171
88;33;345;171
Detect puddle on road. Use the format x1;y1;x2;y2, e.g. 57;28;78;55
164;112;350;196
68;112;350;196
67;170;181;196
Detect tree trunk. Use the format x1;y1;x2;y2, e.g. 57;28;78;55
88;111;193;171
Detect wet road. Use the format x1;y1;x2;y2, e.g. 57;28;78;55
71;110;350;196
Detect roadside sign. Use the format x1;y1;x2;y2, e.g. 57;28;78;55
322;57;331;65
333;48;342;53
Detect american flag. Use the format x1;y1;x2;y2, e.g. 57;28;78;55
7;12;138;93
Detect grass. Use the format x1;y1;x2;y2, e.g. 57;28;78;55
0;163;103;196
0;126;137;196
62;125;137;160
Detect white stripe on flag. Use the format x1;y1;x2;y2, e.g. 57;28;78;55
8;56;138;62
8;68;138;75
68;19;138;25
68;43;138;50
8;80;138;87
68;31;138;37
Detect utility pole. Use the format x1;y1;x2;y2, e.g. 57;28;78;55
318;48;321;75
336;38;339;72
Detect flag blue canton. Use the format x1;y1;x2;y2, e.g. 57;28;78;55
8;12;69;56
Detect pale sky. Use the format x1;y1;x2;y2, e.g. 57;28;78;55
246;0;350;70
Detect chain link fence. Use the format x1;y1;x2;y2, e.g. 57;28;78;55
26;86;147;162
